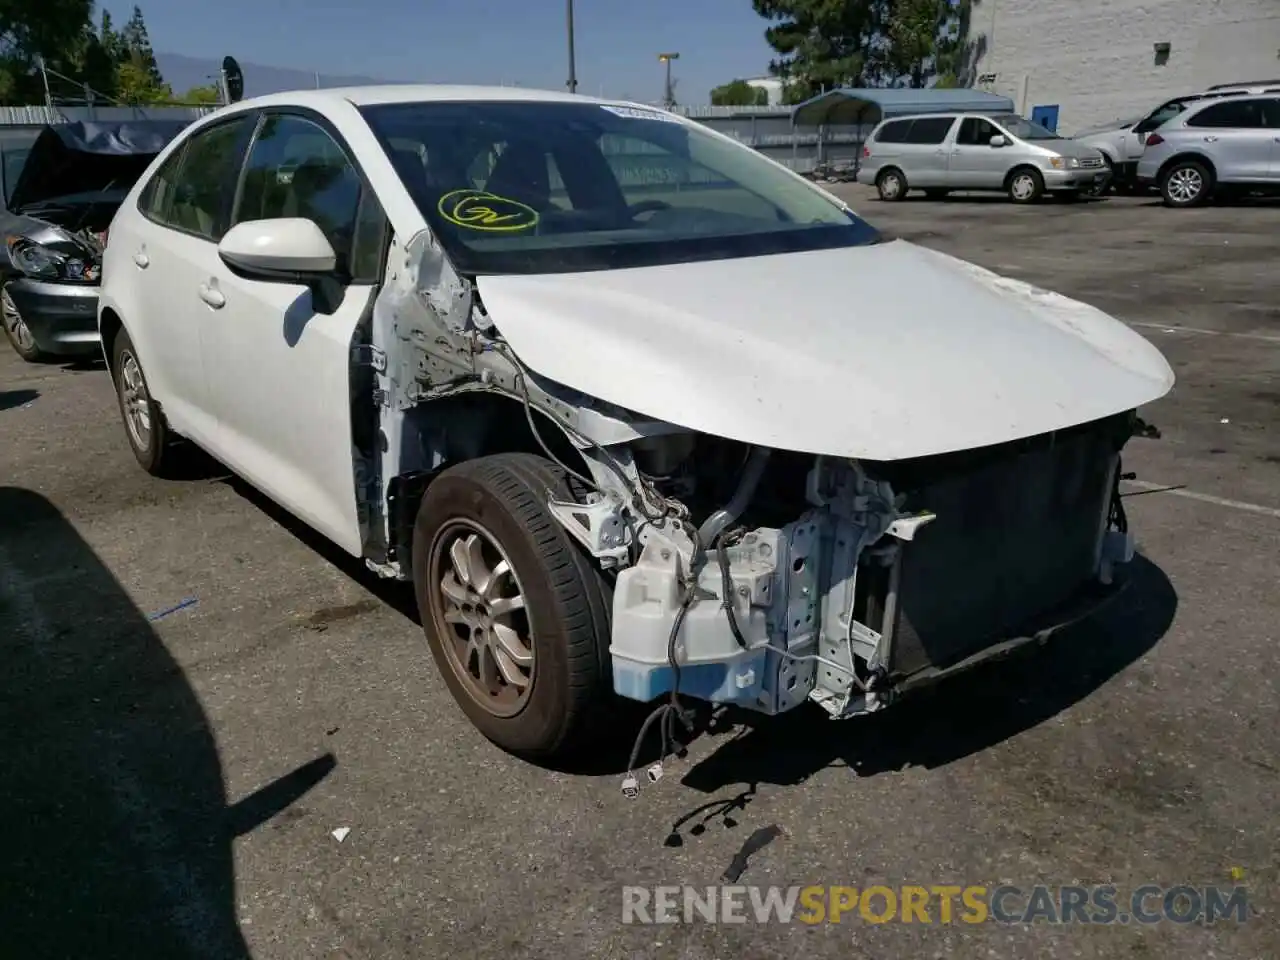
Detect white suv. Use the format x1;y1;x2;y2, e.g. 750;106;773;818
98;85;1171;763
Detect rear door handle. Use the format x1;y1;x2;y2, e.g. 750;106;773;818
1203;136;1218;143
198;282;225;309
133;251;149;268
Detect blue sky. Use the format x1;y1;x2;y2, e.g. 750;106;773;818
109;0;779;103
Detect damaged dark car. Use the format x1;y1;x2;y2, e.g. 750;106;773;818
1;119;189;362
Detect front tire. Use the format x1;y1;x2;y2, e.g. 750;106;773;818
110;329;181;476
1;285;51;363
1160;159;1212;207
876;167;907;201
1007;167;1044;204
412;453;613;760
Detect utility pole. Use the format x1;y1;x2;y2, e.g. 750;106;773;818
36;55;53;107
566;0;578;94
658;52;679;109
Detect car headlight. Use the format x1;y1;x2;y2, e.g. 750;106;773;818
1048;157;1081;170
5;236;99;282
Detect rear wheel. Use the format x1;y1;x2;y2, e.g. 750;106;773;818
1007;167;1044;204
412;453;613;760
111;329;183;476
1;285;50;363
1160;159;1212;207
876;167;907;201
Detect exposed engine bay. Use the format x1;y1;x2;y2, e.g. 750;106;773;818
359;230;1149;724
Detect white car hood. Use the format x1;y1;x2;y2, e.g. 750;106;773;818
474;239;1174;461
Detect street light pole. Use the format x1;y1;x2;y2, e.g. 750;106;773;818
658;52;679;109
566;0;578;94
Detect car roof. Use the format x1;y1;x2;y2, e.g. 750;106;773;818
228;83;626;111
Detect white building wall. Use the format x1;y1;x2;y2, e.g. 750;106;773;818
972;0;1280;133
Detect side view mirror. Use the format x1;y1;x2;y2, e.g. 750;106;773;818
988;134;1008;148
218;218;337;279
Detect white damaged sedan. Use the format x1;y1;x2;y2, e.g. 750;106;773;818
97;85;1174;762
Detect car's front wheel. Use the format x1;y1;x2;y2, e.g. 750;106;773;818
1;285;50;363
1007;167;1044;204
412;453;613;760
111;329;182;476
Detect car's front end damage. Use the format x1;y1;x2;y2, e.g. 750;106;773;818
355;226;1173;724
0;120;188;361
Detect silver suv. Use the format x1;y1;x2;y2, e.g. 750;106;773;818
857;112;1109;203
1136;94;1280;207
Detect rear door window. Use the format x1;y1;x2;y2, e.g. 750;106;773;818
141;116;253;240
902;117;956;144
874;120;912;143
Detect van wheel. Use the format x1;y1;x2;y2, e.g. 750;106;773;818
1007;167;1044;203
1160;159;1212;207
876;168;907;201
110;329;184;476
412;453;613;760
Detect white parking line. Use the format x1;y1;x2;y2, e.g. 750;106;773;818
1130;322;1280;345
1123;479;1280;519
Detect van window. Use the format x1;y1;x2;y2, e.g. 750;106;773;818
956;117;998;146
874;119;912;143
901;117;955;144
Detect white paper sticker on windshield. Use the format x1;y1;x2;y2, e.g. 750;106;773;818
600;105;682;124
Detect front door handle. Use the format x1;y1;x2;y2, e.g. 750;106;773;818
1203;136;1218;143
133;251;149;268
198;282;226;309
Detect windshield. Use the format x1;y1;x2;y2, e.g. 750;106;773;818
992;114;1062;140
359;100;881;275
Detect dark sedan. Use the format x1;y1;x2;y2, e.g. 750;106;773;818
1;119;189;363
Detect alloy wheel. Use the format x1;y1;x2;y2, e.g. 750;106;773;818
428;519;535;717
118;350;153;451
1166;167;1203;204
1;288;36;353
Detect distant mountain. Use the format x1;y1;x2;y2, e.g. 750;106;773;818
155;52;402;98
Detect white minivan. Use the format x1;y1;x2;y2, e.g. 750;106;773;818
857;112;1110;203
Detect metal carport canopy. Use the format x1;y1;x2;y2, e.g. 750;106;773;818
791;87;1016;127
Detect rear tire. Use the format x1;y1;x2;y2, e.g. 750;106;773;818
1007;167;1044;204
412;453;613;760
1160;159;1212;208
876;167;907;201
1;285;51;363
110;329;183;476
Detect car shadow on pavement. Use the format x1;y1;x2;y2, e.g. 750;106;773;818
0;487;335;960
675;553;1176;804
0;388;38;410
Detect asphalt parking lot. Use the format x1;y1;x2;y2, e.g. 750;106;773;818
2;188;1278;960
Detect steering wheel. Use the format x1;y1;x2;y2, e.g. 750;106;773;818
627;199;671;219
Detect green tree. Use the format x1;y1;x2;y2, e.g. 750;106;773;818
114;6;171;103
182;83;220;105
710;78;769;107
750;0;884;102
751;0;977;95
0;0;95;103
